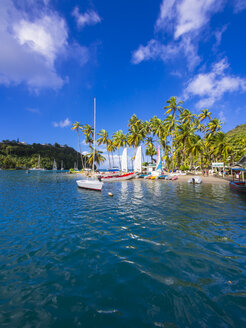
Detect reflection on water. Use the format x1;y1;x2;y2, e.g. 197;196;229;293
0;170;246;328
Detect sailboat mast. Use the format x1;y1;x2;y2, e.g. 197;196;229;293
93;97;96;173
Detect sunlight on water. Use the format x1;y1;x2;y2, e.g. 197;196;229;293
0;171;246;327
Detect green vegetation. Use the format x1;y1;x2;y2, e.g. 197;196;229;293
0;141;88;170
74;96;245;169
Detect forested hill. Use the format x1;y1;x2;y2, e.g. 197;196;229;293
0;141;86;169
226;123;246;139
226;123;246;150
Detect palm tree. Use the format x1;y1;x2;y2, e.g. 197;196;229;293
187;135;204;169
71;121;84;169
179;109;195;125
113;130;126;169
127;124;145;148
164;96;184;118
211;132;232;162
87;146;106;168
163;97;184;170
97;129;111;168
146;143;157;164
107;139;116;167
128;114;140;128
163;114;177;169
198;109;212;122
150;116;164;140
145;137;154;163
82;124;94;146
175;123;193;166
206;118;223;139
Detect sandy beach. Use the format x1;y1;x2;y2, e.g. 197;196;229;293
171;175;229;184
136;174;229;184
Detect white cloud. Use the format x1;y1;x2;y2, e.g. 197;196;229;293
184;58;246;108
13;15;67;66
132;0;226;69
25;107;40;114
69;43;89;66
53;118;71;128
132;36;199;70
233;0;246;13
0;0;93;91
174;0;224;39
214;24;228;47
81;139;87;146
72;7;101;28
0;0;67;90
219;110;226;122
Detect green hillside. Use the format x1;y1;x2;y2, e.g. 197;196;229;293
226;123;246;161
0;140;87;170
226;123;246;139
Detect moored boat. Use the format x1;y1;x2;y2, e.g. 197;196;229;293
229;168;246;193
76;179;103;191
76;98;104;191
188;176;202;184
101;172;136;182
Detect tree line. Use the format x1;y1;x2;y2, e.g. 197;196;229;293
0;141;87;169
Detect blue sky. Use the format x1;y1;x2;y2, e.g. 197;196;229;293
0;0;246;163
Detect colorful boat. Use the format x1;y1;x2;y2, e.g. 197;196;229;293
229;168;246;193
158;175;167;179
151;145;162;177
101;172;136;182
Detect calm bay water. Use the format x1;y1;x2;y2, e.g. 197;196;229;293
0;171;246;328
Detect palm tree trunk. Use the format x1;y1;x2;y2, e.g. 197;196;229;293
112;152;115;167
108;151;111;168
77;132;84;169
118;148;121;170
171;136;174;170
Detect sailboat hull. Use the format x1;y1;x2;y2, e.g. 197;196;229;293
76;180;103;191
101;172;136;182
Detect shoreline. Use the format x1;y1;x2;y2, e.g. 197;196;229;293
165;175;229;184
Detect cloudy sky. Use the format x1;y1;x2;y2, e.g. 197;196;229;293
0;0;246;159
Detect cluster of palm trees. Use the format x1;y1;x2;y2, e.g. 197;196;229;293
72;97;245;170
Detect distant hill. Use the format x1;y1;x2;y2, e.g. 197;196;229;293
226;123;246;161
226;123;246;139
0;141;87;170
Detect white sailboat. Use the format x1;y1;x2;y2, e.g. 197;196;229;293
74;161;78;171
152;145;162;177
121;147;128;172
134;145;142;173
100;147;136;182
53;159;57;170
61;160;64;170
30;155;45;170
76;98;103;191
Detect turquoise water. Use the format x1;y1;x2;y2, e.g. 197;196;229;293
0;171;246;328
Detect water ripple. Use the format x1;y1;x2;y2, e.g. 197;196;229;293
0;171;246;327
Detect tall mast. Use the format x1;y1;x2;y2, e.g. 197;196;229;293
93;97;96;173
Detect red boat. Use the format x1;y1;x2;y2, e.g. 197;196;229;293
229;168;246;193
101;172;136;182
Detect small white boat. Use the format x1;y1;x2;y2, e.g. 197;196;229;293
76;179;103;191
188;176;202;184
101;172;136;182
